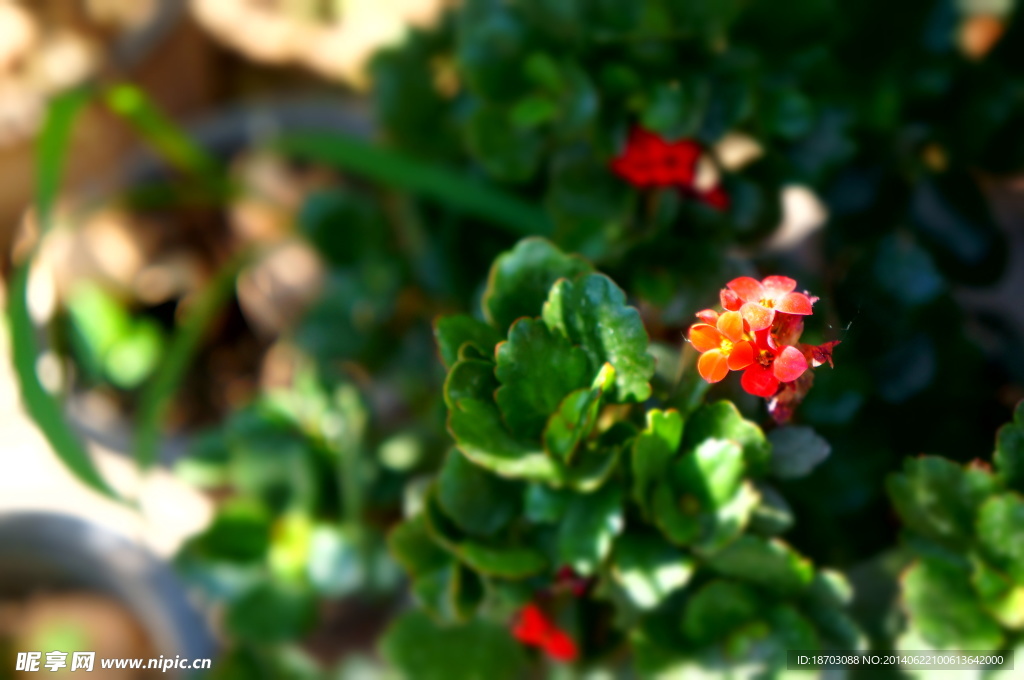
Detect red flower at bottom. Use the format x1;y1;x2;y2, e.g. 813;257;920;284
512;604;578;662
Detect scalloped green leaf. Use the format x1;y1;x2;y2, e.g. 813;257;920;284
683;401;771;476
610;534;694;611
381;610;527;680
482;238;593;330
975;493;1024;583
903;558;1004;649
683;580;762;645
632;409;685;519
435;315;503;369
562;422;632;492
557;482;624;575
542;273;655;402
543;363;615;463
524;483;570;524
438;449;522;537
995;419;1024;494
388;515;451;577
457;543;548;579
495;318;593;438
445;359;562;482
767;426;831;479
887;455;998;551
704;536;815;595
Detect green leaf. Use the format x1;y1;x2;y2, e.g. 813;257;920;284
995;417;1024;494
457;543;548;579
542;273;655;402
704;536;815;594
225;581;317;644
482;237;592;330
438;449;522;537
8;89;118;501
749;483;795;536
610;534;695;610
452;563;486;621
767;426;831;479
642;80;703;140
558;482;624;575
524;483;570;523
683;401;771;476
381;611;527;680
971;558;1024;629
495;318;593;438
185;499;271;563
435;315;503;369
652;438;758;551
902;558;1004;649
632;409;685;518
683;580;762;645
445;359;562;482
888;455;998;550
543;363;615;463
388;515;451;577
466;105;543;182
975;493;1024;583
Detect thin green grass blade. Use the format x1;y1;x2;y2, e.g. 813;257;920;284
133;253;250;469
7;89;120;500
273;132;552;237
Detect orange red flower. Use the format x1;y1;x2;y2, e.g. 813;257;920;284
512;603;578;662
688;276;837;422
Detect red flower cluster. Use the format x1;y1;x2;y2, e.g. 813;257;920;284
688;276;838;422
512;603;577;662
610;128;728;209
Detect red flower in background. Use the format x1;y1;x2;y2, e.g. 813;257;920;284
611;128;728;210
688;276;837;422
512;604;578;662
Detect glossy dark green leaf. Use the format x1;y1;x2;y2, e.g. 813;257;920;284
435;315;503;369
482;237;593;331
902;558;1004;649
704;536;815;594
225;582;317;644
683;401;771;476
388;515;451;577
768;426;831;479
466;105;544;182
495;318;593;437
642;81;703;140
381;611;527;680
542;273;655;402
186;499;271;563
445;359;562;482
887;455;998;550
543;363;615;463
632;409;685;518
456;542;548;579
438;449;522;537
610;534;694;610
452;563;486;621
748;483;795;536
683;579;762;644
524;483;570;523
975;494;1024;583
558;482;624;575
995;414;1024;494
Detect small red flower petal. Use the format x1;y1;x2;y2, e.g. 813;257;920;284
740;301;774;331
741;363;780;398
689;324;724;353
699;185;729;210
773;345;809;383
544;629;578;662
720;288;742;311
513;604;551;646
727;277;765;303
761;276;797;298
698;349;730;383
695;308;720;325
775;291;814;315
727;341;755;370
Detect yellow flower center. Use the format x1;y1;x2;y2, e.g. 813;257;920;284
759;298;775;308
720;339;734;354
